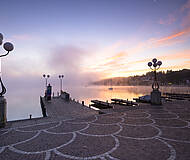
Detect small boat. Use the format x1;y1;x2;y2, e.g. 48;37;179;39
109;79;113;90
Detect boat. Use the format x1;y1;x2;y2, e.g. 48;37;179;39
108;79;113;90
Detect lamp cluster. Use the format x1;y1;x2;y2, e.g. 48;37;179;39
148;58;162;70
43;74;50;79
59;75;64;79
0;33;14;53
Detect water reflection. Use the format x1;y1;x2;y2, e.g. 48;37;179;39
6;85;190;121
66;86;190;107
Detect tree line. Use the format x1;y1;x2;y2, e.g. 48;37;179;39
92;69;190;86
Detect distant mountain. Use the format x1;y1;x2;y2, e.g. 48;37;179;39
92;69;190;86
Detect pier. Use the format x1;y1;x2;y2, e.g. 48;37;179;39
0;97;190;160
44;97;98;119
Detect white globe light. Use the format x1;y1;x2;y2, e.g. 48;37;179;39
153;63;157;67
148;62;152;67
152;58;157;63
0;33;3;40
157;61;162;66
3;42;14;51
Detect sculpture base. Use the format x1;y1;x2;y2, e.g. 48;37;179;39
151;90;162;105
0;96;7;128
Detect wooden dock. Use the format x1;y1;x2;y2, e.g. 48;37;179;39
91;100;113;109
111;98;138;106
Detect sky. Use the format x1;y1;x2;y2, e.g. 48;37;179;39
0;0;190;88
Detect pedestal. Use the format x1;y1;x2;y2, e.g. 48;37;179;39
0;96;7;127
151;90;162;105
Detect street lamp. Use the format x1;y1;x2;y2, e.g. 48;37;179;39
59;75;64;93
0;33;14;127
148;58;162;105
148;58;162;90
0;33;14;96
43;74;50;88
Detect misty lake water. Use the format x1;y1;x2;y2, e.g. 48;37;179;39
6;85;190;121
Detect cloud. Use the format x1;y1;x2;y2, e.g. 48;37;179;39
151;29;190;47
180;0;190;12
87;51;127;72
159;14;176;25
11;34;35;41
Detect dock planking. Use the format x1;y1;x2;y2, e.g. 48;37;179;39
111;98;138;106
91;100;113;109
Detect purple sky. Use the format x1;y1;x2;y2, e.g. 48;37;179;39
0;0;190;89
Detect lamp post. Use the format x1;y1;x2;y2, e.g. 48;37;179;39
0;33;14;127
43;74;50;98
43;74;50;88
59;75;64;94
148;58;162;105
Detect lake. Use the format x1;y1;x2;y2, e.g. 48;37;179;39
6;85;190;121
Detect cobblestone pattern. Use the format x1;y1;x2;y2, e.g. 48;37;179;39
0;102;190;160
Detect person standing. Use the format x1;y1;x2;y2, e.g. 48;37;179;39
46;84;52;101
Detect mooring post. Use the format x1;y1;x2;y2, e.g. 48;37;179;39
0;96;7;127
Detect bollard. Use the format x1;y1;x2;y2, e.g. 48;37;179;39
57;92;59;97
29;114;32;119
0;96;7;127
53;92;54;98
82;101;84;106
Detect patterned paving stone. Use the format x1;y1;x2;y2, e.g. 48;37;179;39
122;117;153;126
50;151;103;160
177;113;190;120
111;136;171;160
159;127;190;142
163;140;190;160
146;109;169;114
56;133;117;159
0;130;9;135
154;119;188;127
66;116;97;124
0;148;45;160
103;112;125;117
47;122;88;133
118;125;159;139
14;131;73;152
1;100;190;160
93;116;122;124
80;123;121;136
124;112;149;118
18;122;60;131
0;130;37;147
150;113;178;119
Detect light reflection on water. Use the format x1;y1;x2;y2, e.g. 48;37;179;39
6;85;190;121
67;86;190;106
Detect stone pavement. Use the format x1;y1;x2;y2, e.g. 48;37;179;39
44;98;98;119
0;100;190;160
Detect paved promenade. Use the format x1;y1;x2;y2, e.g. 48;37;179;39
44;98;98;119
0;99;190;160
